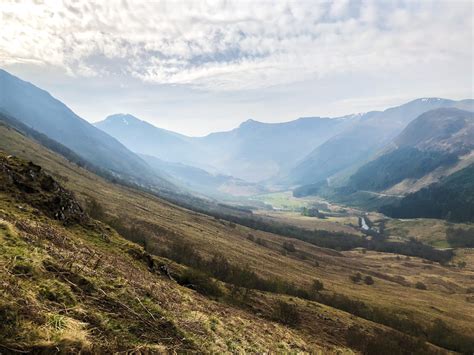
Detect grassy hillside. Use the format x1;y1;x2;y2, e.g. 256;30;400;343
0;155;330;352
1;124;473;353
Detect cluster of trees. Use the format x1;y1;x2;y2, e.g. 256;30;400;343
380;164;474;222
446;227;474;247
350;272;374;285
86;195;453;268
301;207;325;218
162;237;316;299
313;291;474;353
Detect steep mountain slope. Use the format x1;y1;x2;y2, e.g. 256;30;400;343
393;107;474;153
380;163;474;222
0;69;172;189
95;114;200;166
97;113;355;182
348;108;473;192
1;108;473;354
287;98;472;186
0;154;330;352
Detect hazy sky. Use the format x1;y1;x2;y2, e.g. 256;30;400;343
1;0;472;136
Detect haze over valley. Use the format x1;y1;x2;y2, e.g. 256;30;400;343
0;1;473;353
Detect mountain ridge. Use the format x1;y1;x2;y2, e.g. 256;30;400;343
0;69;174;191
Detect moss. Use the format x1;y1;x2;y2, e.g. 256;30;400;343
38;280;76;306
11;259;36;277
209;317;219;332
0;303;19;339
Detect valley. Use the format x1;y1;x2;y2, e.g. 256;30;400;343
0;68;473;353
1;118;473;353
1;3;473;353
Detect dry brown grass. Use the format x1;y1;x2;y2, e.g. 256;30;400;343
1;125;473;352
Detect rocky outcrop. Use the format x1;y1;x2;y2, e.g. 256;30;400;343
0;153;87;225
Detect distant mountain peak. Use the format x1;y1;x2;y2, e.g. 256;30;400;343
419;97;444;102
239;118;260;127
103;113;141;126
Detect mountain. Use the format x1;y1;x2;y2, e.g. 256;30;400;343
95;114;200;166
1;114;472;353
287;98;472;186
97;114;356;182
0;69;172;189
140;153;267;197
347;108;474;193
393;107;474;153
380;163;474;222
196;116;358;182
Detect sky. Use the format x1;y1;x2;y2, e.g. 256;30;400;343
1;0;473;136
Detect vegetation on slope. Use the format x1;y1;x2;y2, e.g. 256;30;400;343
380;164;474;222
4;152;464;353
1;125;474;353
0;154;327;352
348;147;458;191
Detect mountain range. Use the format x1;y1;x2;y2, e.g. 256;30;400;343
1;67;474;353
96;113;356;182
286;98;473;187
1;68;472;220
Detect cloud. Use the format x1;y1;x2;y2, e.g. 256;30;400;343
0;0;472;91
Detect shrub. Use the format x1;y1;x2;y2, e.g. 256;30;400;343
11;260;35;277
84;197;106;221
364;276;374;285
178;269;222;298
256;238;267;247
350;272;362;283
282;241;296;252
415;282;427;290
272;301;300;326
447;227;474;247
311;279;324;292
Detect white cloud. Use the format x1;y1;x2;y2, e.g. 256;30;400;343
0;0;472;92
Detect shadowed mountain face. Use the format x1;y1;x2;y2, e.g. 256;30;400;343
380;163;474;222
0;69;172;189
286;98;472;186
393;108;474;153
347;108;474;192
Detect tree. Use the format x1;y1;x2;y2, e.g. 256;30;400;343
311;279;324;292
